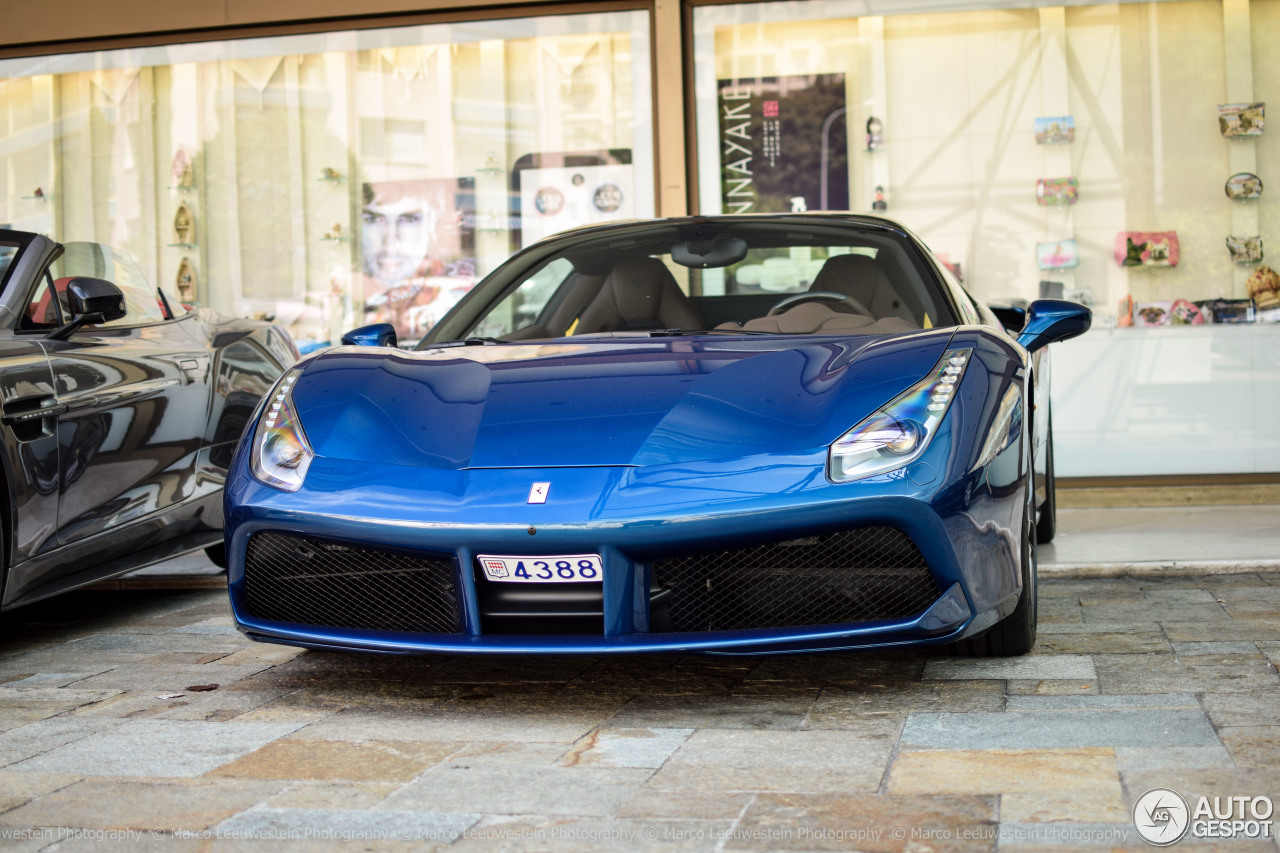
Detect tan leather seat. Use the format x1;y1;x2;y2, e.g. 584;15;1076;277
571;257;702;334
728;302;916;335
808;254;916;324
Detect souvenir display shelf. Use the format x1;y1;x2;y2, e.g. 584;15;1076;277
1052;323;1280;477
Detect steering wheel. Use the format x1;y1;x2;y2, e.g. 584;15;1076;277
767;290;873;318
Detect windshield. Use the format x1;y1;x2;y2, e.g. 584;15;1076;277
0;242;19;290
422;217;957;346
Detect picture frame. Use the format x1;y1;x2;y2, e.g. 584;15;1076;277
1134;301;1171;326
1036;177;1078;206
1114;231;1178;267
1034;116;1075;144
1218;102;1265;138
1036;239;1078;270
1226;235;1264;264
1170;299;1205;325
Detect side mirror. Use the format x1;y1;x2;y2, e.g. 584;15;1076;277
988;303;1028;333
341;323;398;348
1016;299;1092;353
67;278;127;321
46;277;127;341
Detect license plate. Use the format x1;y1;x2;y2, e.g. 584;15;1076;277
478;554;603;583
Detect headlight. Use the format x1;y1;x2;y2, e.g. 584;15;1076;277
828;347;971;482
249;368;314;492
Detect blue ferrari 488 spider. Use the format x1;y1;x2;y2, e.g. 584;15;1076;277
225;214;1089;657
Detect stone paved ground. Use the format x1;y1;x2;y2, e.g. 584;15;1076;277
0;575;1278;851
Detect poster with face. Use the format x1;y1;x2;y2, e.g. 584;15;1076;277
518;164;635;248
360;178;475;343
717;74;849;214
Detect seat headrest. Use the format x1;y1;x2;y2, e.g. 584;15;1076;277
601;257;673;324
809;254;884;299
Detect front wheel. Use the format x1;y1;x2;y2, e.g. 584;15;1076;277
952;483;1038;657
1036;417;1057;543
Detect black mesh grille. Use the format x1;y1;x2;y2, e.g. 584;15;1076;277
654;527;938;632
244;532;461;634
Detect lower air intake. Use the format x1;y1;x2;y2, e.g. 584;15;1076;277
243;532;461;634
653;526;938;632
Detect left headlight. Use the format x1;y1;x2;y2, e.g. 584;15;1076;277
249;368;314;492
828;347;971;482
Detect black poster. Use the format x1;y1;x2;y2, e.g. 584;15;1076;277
718;74;849;214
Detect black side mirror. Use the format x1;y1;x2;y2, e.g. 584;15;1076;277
66;277;127;321
1016;299;1092;353
988;303;1028;333
341;323;398;348
47;277;128;341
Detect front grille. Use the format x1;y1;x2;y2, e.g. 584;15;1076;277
653;527;938;632
243;532;461;634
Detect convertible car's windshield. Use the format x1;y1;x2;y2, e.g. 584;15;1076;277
421;218;959;346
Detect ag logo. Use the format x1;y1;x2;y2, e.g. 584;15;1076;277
1134;788;1191;846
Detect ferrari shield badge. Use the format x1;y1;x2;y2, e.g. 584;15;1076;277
528;482;550;504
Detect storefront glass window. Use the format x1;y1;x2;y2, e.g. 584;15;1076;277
0;12;654;348
693;0;1280;478
693;0;1277;314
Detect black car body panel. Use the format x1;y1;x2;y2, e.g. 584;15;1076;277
0;229;295;608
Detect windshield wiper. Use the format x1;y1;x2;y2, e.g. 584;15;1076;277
648;328;778;337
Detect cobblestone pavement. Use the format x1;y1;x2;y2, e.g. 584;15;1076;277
0;574;1278;851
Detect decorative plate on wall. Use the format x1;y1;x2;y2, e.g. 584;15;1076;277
1225;173;1263;200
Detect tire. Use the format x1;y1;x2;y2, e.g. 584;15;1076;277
952;474;1038;657
205;542;228;569
1036;416;1057;544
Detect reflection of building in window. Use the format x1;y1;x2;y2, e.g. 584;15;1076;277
0;12;653;350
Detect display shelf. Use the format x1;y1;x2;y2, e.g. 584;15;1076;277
1053;323;1280;477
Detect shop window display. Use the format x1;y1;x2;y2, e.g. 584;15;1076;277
693;0;1279;477
0;12;654;349
693;1;1277;322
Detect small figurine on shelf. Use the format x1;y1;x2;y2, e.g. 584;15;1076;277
325;222;343;241
175;257;198;303
32;187;44;200
172;147;194;188
320;167;342;182
871;186;888;211
866;117;883;151
173;202;195;245
1117;294;1134;327
1246;265;1280;309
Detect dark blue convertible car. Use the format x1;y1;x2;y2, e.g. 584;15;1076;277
225;214;1089;657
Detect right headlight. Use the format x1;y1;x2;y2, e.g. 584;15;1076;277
828;347;971;482
249;368;314;492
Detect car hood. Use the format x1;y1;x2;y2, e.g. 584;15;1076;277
290;333;955;470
